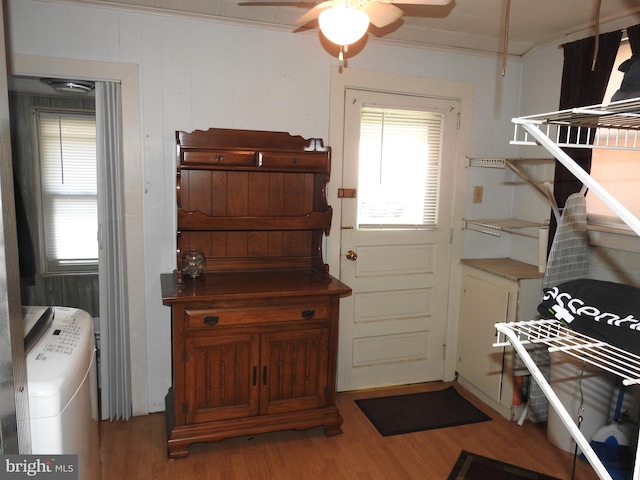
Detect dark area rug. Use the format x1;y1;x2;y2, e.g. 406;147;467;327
354;385;491;437
447;450;561;480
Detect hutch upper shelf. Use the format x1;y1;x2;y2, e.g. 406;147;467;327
175;128;334;279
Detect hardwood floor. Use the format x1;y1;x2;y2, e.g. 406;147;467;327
100;382;599;479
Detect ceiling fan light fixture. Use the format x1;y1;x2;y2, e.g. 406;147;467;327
318;4;369;47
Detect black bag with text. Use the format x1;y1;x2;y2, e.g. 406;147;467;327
538;279;640;355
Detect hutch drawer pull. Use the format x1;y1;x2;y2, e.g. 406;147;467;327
262;366;268;385
301;309;315;319
291;157;298;164
215;155;224;162
203;315;219;326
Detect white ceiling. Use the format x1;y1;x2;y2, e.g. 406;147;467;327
8;0;640;96
83;0;640;56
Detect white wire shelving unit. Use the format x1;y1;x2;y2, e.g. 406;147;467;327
463;218;545;238
464;157;552;238
494;320;640;480
511;98;640;237
495;97;640;480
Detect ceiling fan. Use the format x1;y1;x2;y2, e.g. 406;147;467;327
243;0;452;61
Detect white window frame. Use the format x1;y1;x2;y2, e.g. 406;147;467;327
33;107;98;275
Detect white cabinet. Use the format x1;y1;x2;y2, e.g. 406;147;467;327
456;258;542;420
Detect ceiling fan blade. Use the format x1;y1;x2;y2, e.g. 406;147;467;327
387;0;451;4
360;1;403;28
239;2;318;6
294;1;333;24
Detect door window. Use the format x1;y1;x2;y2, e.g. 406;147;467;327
358;106;443;228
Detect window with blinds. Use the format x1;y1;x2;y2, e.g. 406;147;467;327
357;106;443;228
588;40;640;226
35;110;98;274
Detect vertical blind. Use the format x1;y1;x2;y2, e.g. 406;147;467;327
358;106;443;228
96;81;132;421
36;111;98;272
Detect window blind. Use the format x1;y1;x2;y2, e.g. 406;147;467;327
358;106;443;228
36;111;98;272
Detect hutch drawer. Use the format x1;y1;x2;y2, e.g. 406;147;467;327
184;301;329;330
181;149;256;167
259;151;329;172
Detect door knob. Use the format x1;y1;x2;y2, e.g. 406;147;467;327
345;250;358;261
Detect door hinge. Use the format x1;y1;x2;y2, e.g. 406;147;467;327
449;228;454;244
182;402;188;414
457;112;461;129
442;344;447;361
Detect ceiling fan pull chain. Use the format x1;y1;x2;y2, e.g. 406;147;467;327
339;45;346;64
502;0;511;76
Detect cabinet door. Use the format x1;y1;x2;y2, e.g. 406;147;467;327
260;327;329;415
457;271;512;404
184;333;260;424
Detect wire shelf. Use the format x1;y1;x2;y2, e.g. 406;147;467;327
463;218;545;238
511;97;640;150
494;319;640;387
467;157;507;168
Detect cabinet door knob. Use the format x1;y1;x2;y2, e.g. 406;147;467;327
345;250;358;261
301;309;315;319
203;315;219;326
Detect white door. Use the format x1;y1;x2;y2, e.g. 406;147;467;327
337;88;460;391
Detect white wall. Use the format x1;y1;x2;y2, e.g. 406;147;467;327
458;41;566;266
5;0;525;413
508;43;564;266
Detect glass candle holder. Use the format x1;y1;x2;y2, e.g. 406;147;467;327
182;249;205;280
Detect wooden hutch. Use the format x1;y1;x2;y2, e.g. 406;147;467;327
160;128;351;458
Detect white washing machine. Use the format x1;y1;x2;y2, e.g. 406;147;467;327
23;306;100;480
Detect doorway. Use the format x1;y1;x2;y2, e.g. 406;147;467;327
8;75;126;419
8;76;100;316
6;56;145;420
